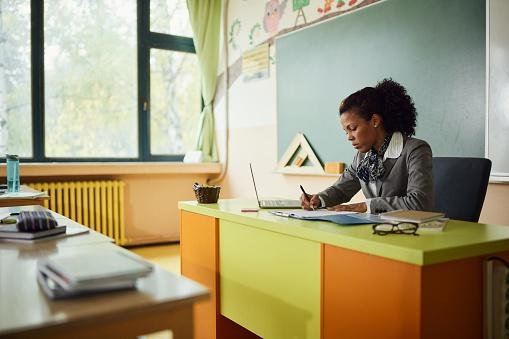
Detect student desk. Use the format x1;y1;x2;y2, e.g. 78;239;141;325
0;206;208;339
179;199;509;339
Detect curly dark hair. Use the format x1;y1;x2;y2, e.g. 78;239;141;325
338;78;417;136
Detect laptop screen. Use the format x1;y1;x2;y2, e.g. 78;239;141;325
249;163;261;205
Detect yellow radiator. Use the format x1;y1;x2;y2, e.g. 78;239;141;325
27;180;126;245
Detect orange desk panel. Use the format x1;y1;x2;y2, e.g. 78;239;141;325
180;211;218;339
323;244;509;339
323;244;421;339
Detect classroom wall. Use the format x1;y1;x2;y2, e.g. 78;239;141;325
19;168;217;245
216;0;509;226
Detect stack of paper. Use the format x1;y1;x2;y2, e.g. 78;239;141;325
270;209;378;225
37;251;153;299
0;191;46;199
270;209;357;218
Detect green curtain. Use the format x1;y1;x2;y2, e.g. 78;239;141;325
187;0;221;162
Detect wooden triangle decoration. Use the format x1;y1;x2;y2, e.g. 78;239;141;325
277;133;324;175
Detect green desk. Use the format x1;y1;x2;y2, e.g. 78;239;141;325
179;199;509;339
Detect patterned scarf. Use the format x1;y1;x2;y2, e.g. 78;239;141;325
356;134;392;184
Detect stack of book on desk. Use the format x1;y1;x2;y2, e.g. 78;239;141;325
37;251;153;299
0;211;71;243
380;210;448;232
0;224;67;241
0;211;89;243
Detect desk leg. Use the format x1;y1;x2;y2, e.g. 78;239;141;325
168;305;194;339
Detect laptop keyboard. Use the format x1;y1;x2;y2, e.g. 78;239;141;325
262;200;300;207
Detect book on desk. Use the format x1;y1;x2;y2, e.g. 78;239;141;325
0;224;66;240
37;250;153;299
0;210;89;242
380;210;448;232
380;210;445;223
0;226;90;243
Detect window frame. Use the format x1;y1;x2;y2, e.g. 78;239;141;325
25;0;197;163
138;0;197;162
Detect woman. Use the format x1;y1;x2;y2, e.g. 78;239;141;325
301;79;433;213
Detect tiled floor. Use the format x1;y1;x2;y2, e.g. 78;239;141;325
128;242;181;339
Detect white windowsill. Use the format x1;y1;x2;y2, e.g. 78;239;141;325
0;162;222;177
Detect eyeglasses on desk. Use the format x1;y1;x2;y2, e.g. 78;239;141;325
372;222;419;236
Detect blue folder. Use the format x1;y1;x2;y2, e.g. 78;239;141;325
291;213;385;225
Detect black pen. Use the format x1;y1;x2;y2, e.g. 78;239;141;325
299;185;314;210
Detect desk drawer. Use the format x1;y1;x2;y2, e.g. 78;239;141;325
219;219;320;339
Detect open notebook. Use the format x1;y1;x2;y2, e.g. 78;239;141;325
249;163;300;208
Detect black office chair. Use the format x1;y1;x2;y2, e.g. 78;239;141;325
432;157;491;222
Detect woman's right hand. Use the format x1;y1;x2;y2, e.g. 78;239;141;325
300;194;321;210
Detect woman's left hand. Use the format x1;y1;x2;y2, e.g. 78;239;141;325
327;202;367;213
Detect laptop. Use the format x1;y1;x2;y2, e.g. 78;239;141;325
249;163;301;208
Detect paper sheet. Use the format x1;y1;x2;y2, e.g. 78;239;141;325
270;209;356;218
0;191;46;199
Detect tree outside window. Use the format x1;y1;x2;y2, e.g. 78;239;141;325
0;0;200;161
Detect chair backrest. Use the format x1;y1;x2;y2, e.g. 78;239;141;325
432;157;491;222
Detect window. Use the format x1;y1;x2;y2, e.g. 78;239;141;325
0;0;200;162
0;0;32;157
146;0;201;157
149;49;201;155
44;1;138;158
150;0;193;37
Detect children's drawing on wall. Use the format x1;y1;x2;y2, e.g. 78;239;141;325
229;19;241;50
293;0;309;26
317;0;334;14
336;0;364;12
242;43;269;82
317;0;363;13
262;0;288;34
248;23;261;45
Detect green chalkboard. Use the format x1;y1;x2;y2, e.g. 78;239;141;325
277;0;485;165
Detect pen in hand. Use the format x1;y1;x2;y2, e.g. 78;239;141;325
299;185;315;210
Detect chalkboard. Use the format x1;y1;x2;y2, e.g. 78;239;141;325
277;0;485;165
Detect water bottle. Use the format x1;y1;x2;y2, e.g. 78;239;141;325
6;154;20;192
